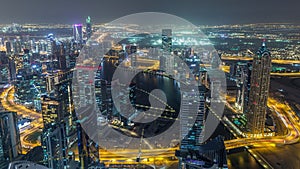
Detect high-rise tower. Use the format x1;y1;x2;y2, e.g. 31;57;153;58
235;62;252;113
86;16;92;40
41;71;78;169
41;96;68;169
160;29;173;73
247;41;271;136
73;24;83;43
0;111;21;168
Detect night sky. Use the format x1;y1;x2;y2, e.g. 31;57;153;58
1;0;299;25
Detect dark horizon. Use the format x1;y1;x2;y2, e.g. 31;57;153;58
1;0;299;26
2;21;300;27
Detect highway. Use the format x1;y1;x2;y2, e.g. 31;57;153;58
222;56;300;64
1;86;295;160
1;26;300;167
221;64;300;77
88;95;300;165
94;97;299;167
1;67;300;166
223;96;300;149
90;59;300;167
1;86;299;167
270;77;300;113
248;77;300;169
0;86;42;153
222;56;300;76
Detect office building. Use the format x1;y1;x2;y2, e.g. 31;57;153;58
0;112;21;168
5;41;12;54
161;29;173;73
235;62;252;113
41;70;78;168
41;95;68;169
86;16;92;40
246;41;272;136
73;24;83;43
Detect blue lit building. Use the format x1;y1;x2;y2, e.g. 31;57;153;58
177;51;227;168
41;95;68;169
41;70;77;168
15;64;46;111
73;24;83;43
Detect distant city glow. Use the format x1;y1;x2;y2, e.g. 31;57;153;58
0;15;300;169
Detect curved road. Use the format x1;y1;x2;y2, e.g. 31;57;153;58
0;86;42;153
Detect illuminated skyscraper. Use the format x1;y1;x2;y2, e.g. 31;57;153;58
0;51;9;84
12;39;22;54
160;29;173;72
130;45;137;67
41;71;78;169
177;85;228;168
235;62;252;113
179;85;206;150
47;33;55;55
247;41;271;136
8;55;16;82
41;96;68;169
76;113;100;169
86;16;92;40
0;111;21;168
22;49;31;71
73;24;83;43
162;29;172;53
5;41;12;54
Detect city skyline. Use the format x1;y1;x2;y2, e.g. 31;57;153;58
1;8;300;169
0;0;300;25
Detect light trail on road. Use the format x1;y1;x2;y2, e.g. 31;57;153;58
1;86;42;153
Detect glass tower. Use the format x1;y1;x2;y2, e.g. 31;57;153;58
86;16;92;40
0;112;21;168
73;24;83;43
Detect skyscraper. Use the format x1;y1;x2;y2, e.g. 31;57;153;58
161;29;173;73
8;57;16;82
162;29;172;53
0;111;21;168
247;41;272;136
177;86;228;168
22;49;31;71
130;45;137;67
5;41;12;54
235;62;252;113
73;24;83;43
41;71;78;169
86;16;92;40
41;95;68;169
76;114;100;169
0;51;9;84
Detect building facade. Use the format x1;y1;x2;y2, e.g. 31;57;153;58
246;42;272;136
235;62;252;113
0;112;21;168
